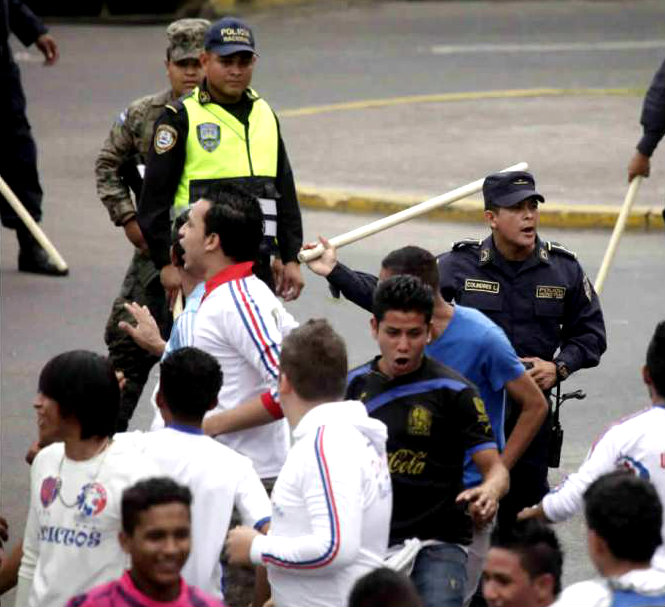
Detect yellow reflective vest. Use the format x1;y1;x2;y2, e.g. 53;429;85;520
173;88;279;241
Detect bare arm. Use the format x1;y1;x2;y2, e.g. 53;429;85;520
202;396;278;436
458;449;509;527
502;373;548;470
0;541;22;594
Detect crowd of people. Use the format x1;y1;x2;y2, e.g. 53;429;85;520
2;7;665;607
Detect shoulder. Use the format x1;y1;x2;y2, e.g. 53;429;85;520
451;237;483;252
347;361;373;386
590;406;657;451
422;357;476;393
185;583;226;606
545;240;578;261
553;579;609;607
32;442;64;470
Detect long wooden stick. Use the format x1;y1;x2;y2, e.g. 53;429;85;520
0;175;68;272
594;176;642;295
298;162;528;263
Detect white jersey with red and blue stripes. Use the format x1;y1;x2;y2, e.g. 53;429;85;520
194;271;297;479
542;404;665;569
250;401;392;607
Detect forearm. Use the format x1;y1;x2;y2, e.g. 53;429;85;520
502;376;548;470
9;0;47;47
482;460;510;501
203;396;277;436
326;263;377;312
0;541;22;594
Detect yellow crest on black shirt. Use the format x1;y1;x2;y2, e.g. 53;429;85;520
408;405;432;436
473;397;492;433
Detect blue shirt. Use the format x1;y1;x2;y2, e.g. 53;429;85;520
162;281;205;359
426;305;524;487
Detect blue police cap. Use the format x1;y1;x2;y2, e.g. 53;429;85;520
482;171;545;210
204;17;257;57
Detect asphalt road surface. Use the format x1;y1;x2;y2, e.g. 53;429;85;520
2;2;665;603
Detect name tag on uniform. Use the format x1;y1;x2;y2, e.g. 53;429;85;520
464;278;500;294
536;285;566;299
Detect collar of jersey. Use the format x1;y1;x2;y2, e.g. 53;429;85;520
167;422;204;435
204;261;255;300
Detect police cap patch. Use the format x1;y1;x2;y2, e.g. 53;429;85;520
154;125;177;154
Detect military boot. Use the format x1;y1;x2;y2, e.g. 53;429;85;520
17;225;68;277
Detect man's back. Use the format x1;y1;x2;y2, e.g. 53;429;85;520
119;428;271;597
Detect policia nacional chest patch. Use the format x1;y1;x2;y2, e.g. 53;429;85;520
197;123;221;152
154;125;178;154
535;285;566;299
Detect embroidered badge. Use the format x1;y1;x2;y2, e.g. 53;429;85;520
40;477;59;508
480;249;490;263
536;285;566;299
464;278;500;294
583;274;593;302
539;247;549;261
407;405;432;436
197;122;221;152
77;482;108;517
473;397;492;433
615;455;650;479
154;125;177;154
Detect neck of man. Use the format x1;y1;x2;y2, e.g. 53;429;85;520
63;434;110;462
204;251;237;281
129;570;180;603
600;558;651;579
431;296;454;338
492;232;535;261
179;269;202;298
283;395;329;430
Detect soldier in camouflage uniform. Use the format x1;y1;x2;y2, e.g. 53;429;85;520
95;18;208;431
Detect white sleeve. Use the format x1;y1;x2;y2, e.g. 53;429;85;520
16;460;42;606
250;426;363;574
234;458;272;529
543;428;621;522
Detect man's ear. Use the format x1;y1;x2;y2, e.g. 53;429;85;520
643;365;652;386
533;572;556;605
156;388;166;411
279;372;293;396
205;232;220;253
370;317;379;340
119;530;131;555
484;209;497;229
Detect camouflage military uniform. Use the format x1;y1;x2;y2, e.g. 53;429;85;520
95;89;174;431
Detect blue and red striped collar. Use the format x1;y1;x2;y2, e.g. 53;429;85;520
203;261;254;301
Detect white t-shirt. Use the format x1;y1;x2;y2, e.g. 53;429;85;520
543;405;665;568
16;440;160;607
553;567;665;607
194;267;297;478
117;427;271;598
250;401;393;607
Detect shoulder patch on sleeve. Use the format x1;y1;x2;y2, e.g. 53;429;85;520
547;241;577;259
165;103;179;114
153;124;178;154
452;238;482;251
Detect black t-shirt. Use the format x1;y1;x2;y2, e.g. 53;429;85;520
346;356;496;546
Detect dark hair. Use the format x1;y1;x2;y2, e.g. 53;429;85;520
122;477;192;535
280;319;347;402
646;320;665;398
584;471;662;563
372;275;433;324
171;209;189;268
159;347;222;422
38;350;119;439
201;183;263;262
381;246;440;292
490;520;563;595
348;567;422;607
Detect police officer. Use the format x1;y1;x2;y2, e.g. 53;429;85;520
438;170;607;528
137;17;304;303
1;0;66;275
95;18;208;431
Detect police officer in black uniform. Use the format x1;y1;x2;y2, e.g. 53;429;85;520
1;0;66;275
437;171;607;529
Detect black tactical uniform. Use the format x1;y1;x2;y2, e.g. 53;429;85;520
438;234;607;526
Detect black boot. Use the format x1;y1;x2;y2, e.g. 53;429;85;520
16;225;68;277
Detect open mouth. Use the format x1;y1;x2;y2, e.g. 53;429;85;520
394;357;410;369
521;226;535;235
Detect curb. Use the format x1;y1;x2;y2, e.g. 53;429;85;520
296;185;665;231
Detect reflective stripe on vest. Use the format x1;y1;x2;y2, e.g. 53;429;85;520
173;88;279;231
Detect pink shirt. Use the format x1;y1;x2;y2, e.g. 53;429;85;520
65;571;225;607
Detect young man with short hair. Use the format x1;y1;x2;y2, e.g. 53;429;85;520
482;520;561;607
225;319;392;607
16;351;160;607
346;275;509;607
117;346;271;601
554;472;665;607
65;477;225;607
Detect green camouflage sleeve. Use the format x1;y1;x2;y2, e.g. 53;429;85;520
95;104;142;226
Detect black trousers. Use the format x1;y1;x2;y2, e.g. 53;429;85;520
0;59;43;229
